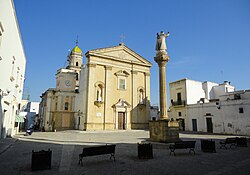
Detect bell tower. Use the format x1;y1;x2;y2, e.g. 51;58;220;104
66;39;83;89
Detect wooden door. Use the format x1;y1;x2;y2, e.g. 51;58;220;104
118;112;125;130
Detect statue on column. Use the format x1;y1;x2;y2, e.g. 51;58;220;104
155;31;170;52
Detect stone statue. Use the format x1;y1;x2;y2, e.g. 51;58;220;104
155;31;170;52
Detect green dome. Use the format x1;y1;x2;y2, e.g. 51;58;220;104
71;46;82;54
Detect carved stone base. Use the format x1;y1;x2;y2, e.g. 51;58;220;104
149;120;179;143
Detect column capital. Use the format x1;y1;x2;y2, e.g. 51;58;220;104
105;65;112;70
131;70;138;74
154;53;170;66
87;63;96;68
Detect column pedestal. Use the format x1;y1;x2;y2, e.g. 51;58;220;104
149;120;179;143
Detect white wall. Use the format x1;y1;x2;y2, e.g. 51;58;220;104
76;66;88;130
186;91;250;135
0;0;26;138
202;81;218;99
186;79;205;104
212;82;235;99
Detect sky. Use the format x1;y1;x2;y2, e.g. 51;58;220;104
14;0;250;105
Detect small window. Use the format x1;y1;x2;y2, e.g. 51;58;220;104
76;62;79;66
178;112;182;116
64;102;69;110
118;78;126;90
239;107;244;113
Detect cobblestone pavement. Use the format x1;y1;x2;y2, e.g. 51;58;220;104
0;130;250;175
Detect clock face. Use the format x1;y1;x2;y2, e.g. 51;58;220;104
65;80;71;87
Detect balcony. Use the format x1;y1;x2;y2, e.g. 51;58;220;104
171;100;186;107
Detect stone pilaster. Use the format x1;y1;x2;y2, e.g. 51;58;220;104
104;65;112;130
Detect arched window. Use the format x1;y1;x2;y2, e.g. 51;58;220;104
64;102;69;110
76;62;79;66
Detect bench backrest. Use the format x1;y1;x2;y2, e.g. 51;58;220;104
225;138;237;143
174;141;196;149
82;144;116;157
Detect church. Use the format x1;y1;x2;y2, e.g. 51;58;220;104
39;42;152;131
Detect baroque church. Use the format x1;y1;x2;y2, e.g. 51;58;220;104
39;42;152;131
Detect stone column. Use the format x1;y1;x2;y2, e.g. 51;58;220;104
154;53;170;119
149;31;179;143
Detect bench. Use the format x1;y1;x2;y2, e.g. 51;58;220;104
169;141;196;156
219;138;237;149
78;144;116;166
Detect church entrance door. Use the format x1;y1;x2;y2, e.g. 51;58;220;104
118;112;125;130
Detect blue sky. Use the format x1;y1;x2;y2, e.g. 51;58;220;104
15;0;250;105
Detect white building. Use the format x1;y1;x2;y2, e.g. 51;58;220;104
187;90;250;135
169;79;250;135
25;102;39;114
0;0;26;138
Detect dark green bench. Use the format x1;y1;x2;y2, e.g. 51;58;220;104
219;138;237;149
169;141;196;156
78;144;116;166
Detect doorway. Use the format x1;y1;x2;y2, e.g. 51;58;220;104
206;117;213;133
192;119;197;132
118;112;125;130
178;118;185;131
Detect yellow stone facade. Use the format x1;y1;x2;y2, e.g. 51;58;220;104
77;44;152;130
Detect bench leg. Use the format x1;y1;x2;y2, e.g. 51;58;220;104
79;155;83;166
220;144;227;149
110;153;115;161
169;149;176;156
189;148;195;155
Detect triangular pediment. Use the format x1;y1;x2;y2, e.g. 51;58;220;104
86;44;152;67
114;70;129;77
112;98;131;108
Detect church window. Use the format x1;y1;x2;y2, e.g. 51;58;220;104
118;78;126;90
64;102;69;110
115;70;129;90
76;62;79;66
76;73;78;80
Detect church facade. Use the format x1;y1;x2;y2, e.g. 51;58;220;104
76;43;152;130
39;43;152;131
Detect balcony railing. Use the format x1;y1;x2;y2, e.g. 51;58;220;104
171;100;186;106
